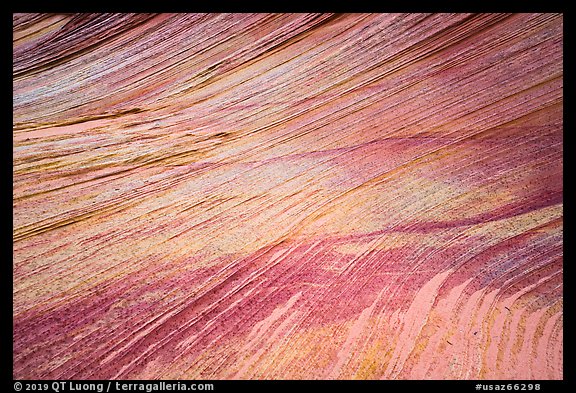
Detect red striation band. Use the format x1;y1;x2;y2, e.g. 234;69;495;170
13;13;563;380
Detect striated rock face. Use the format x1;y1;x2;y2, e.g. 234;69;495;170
13;13;562;380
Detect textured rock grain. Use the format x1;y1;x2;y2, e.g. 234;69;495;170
13;13;563;379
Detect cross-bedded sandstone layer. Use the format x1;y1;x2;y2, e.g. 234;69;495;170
13;13;563;379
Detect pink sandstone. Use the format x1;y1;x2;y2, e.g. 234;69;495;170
13;13;562;380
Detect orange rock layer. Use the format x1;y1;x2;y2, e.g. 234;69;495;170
13;13;563;379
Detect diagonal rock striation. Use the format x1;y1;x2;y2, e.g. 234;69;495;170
13;13;562;380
